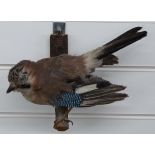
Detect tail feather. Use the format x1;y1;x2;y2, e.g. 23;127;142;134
101;27;147;65
104;26;143;46
80;84;128;107
101;31;147;57
83;27;147;72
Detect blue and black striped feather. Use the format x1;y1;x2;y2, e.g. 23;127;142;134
54;92;82;108
54;84;128;108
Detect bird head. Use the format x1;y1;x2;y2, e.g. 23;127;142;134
7;60;33;93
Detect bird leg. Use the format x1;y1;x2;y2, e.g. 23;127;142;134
58;107;73;125
53;107;73;131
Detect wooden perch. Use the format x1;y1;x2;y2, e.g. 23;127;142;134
53;107;73;131
53;107;71;131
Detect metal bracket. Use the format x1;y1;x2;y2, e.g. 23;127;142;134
50;22;68;57
53;22;65;34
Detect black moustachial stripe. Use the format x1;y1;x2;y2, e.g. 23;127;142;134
19;84;31;89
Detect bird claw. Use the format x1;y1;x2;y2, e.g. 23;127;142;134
64;119;73;126
54;118;73;127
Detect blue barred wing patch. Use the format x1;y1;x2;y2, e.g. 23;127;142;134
55;92;82;108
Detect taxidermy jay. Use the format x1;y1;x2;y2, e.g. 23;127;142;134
6;27;147;110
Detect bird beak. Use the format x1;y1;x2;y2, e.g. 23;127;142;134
6;84;16;93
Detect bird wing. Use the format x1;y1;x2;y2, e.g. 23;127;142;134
33;62;128;108
50;84;128;108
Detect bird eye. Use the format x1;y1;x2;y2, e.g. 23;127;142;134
19;73;28;85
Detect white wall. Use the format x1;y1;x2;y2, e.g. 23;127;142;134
1;21;154;133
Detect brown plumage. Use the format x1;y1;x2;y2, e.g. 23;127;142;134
7;27;147;107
